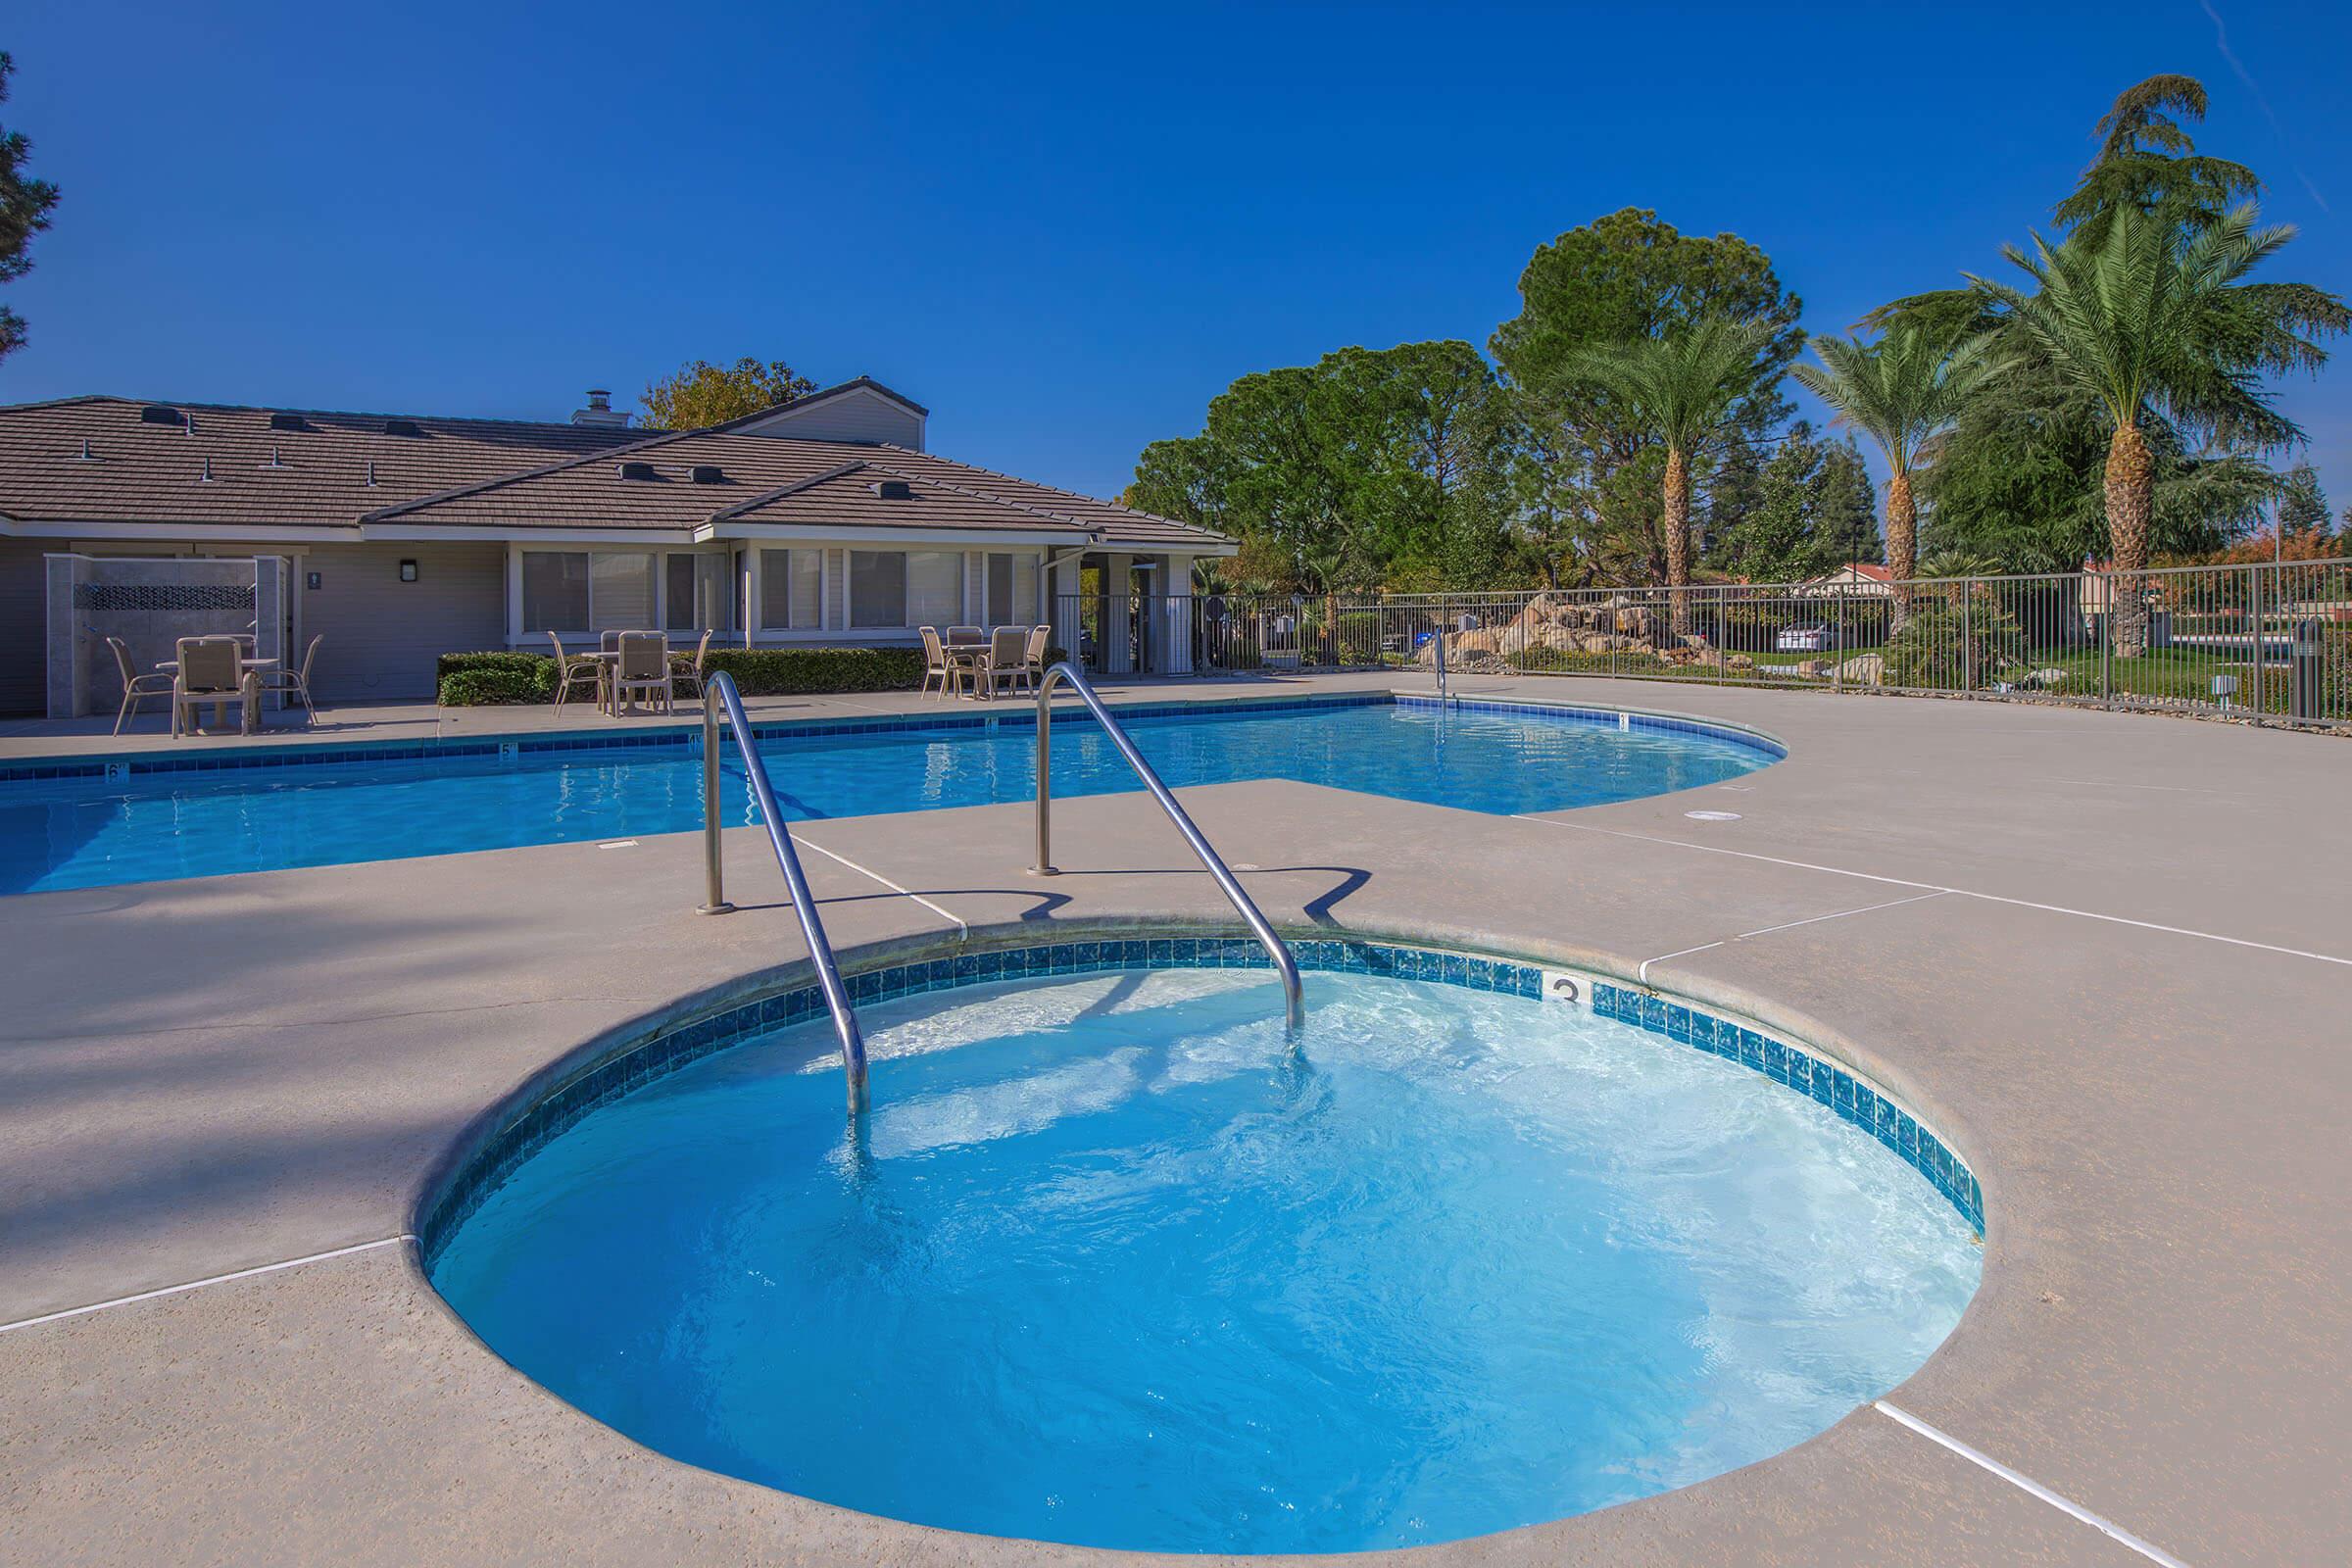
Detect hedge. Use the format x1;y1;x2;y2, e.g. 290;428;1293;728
704;646;926;694
435;652;557;706
435;646;930;706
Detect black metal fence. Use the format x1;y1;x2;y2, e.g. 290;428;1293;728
1055;558;2352;729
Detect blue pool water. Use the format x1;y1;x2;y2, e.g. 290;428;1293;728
429;967;1979;1554
0;698;1772;892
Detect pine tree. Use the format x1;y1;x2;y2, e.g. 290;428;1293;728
2276;463;2329;540
0;52;63;365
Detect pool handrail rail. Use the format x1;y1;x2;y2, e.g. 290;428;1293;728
1029;661;1305;1037
698;671;869;1115
1433;626;1448;701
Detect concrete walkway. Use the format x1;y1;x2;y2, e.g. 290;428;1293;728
2;677;2345;1566
0;669;1405;761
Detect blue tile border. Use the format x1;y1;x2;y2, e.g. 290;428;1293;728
0;689;1783;788
415;934;1979;1271
1590;979;1982;1233
1391;694;1788;761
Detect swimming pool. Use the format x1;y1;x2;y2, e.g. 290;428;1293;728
0;696;1776;893
425;939;1980;1554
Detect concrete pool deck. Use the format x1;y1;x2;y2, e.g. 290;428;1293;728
1;676;2345;1565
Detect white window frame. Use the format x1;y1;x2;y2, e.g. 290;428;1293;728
758;547;828;632
844;547;963;631
515;548;664;637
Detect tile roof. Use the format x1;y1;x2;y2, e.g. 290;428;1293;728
0;395;644;528
0;389;1228;553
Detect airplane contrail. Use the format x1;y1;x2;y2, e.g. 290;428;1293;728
2199;0;2328;212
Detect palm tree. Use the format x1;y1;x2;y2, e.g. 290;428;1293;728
1791;329;1990;619
1974;202;2331;655
1567;318;1775;617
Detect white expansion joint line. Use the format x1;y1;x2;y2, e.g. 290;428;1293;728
1875;1402;2192;1568
0;1235;416;1336
1635;891;1949;985
1516;816;2352;968
796;838;969;942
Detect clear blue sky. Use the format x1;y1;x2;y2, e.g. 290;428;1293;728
5;1;2348;514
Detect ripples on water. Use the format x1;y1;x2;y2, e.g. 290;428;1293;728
433;968;1978;1554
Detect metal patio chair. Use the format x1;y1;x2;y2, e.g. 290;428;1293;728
258;634;324;725
669;628;713;703
548;631;604;715
107;636;175;735
612;631;673;716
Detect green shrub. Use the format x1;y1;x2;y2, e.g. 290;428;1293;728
435;652;556;706
436;645;975;706
1884;597;2024;691
704;647;927;695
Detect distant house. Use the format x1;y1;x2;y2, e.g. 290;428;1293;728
1794;562;1896;597
0;378;1233;715
2077;558;2119;618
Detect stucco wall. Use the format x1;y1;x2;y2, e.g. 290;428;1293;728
294;542;505;701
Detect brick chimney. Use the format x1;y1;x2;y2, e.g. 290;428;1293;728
570;388;631;429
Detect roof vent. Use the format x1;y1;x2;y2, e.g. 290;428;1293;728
139;404;184;425
617;460;660;482
573;388;633;429
689;464;724;484
268;412;309;432
873;478;914;501
383;417;422;437
262;444;287;469
76;438;95;462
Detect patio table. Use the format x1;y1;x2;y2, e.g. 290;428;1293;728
941;643;990;699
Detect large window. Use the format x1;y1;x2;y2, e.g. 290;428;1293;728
521;550;658;633
985;552;1037;625
850;551;906;627
850;549;962;628
760;549;824;630
521;552;589;633
664;555;697;631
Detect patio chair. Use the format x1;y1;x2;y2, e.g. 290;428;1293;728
669;629;713;703
947;625;984;649
1016;624;1051;693
172;636;257;738
548;632;605;714
257;634;324;726
612;631;673;716
919;626;966;700
106;636;175;736
977;626;1030;701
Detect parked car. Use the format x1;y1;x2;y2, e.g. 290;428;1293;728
1776;623;1832;653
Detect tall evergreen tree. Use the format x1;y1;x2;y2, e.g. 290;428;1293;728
1710;423;1875;584
2276;463;2330;539
1127;341;1517;592
1817;437;1881;566
0;52;62;365
1492;210;1802;583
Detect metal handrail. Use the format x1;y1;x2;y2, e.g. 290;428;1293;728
698;671;869;1115
1028;662;1304;1036
1432;627;1449;701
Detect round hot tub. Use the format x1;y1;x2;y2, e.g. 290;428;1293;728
422;937;1981;1555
